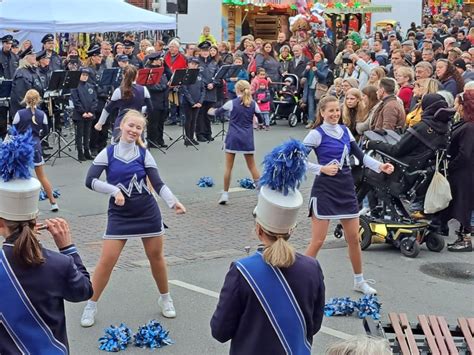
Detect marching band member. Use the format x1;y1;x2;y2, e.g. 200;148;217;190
0;129;92;354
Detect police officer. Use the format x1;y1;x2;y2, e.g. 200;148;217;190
145;52;169;148
0;35;19;79
36;50;52;96
196;41;219;142
10;47;42;118
0;35;19;138
123;40;142;68
86;45;109;155
41;34;62;71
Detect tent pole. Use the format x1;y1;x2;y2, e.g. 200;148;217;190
175;11;178;37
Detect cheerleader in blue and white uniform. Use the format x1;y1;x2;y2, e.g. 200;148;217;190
303;95;394;295
81;109;186;327
94;65;153;141
12;89;59;212
209;80;262;205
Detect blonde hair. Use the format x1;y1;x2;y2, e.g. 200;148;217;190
259;224;296;268
325;335;391;355
235;80;252;107
343;88;366;133
333;77;343;86
395;66;414;82
314;95;340;127
120;110;147;148
21;89;41;109
368;67;386;85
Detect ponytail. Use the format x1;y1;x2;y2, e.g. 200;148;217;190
21;90;42;125
120;65;138;100
3;219;44;266
261;227;296;268
235;80;252;107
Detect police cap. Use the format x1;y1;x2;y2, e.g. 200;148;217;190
80;67;93;75
19;47;35;59
117;54;130;62
1;35;13;43
68;55;80;64
197;41;212;50
123;40;135;48
87;44;101;57
147;52;163;61
187;56;200;64
41;33;55;44
36;50;49;61
12;39;19;48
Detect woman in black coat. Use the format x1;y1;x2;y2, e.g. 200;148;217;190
436;91;474;252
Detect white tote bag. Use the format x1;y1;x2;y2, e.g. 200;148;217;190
424;152;452;214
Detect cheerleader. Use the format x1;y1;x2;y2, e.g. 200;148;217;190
94;65;153;141
303;96;394;295
209;80;261;205
12;89;58;212
81;110;186;327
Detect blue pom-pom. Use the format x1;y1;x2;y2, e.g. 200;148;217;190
197;176;214;187
39;188;60;201
133;320;173;349
98;323;132;352
259;139;309;195
324;297;357;317
0;127;35;182
356;295;381;320
238;178;255;189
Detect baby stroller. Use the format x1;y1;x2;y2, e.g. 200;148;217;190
269;74;305;127
334;129;447;258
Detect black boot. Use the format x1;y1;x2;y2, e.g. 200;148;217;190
84;150;95;160
447;235;472;252
78;150;86;162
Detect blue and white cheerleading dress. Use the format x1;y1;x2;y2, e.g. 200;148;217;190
303;123;382;220
85;140;177;239
13;108;48;166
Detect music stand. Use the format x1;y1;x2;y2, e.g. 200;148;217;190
0;80;12;108
166;68;200;151
43;70;81;166
210;66;241;141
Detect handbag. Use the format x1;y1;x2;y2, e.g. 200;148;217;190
315;83;329;100
424;151;452;214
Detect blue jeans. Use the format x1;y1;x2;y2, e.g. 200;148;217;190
260;112;270;126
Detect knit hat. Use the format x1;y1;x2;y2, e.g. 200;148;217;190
453;58;467;71
0;129;41;221
254;140;307;235
258;78;268;87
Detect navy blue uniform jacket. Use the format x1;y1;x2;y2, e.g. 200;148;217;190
211;253;325;355
0;243;93;354
71;81;99;121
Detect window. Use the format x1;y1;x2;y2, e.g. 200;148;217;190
166;0;187;14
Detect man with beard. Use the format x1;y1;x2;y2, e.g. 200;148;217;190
41;34;62;71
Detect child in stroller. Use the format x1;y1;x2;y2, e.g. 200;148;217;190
270;74;304;127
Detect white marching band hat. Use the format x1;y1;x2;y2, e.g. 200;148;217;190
254;139;308;235
0;129;41;221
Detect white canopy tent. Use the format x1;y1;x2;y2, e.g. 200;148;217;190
0;0;176;32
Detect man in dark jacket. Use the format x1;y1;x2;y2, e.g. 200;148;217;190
41;34;62;71
123;40;142;68
146;52;170;148
287;44;308;81
0;35;19;139
196;41;219;142
35;50;52;96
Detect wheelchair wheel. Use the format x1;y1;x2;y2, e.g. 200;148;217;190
359;216;372;250
400;238;420;258
269;112;277;126
425;232;445;252
334;224;343;239
288;113;298;127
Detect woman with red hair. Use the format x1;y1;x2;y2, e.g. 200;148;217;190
434;89;474;252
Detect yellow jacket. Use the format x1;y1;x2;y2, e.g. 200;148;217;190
406;104;423;127
198;34;217;46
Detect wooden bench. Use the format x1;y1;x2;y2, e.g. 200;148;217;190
363;313;474;354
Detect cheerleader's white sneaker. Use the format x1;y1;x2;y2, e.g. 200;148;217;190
218;192;229;205
354;280;377;295
80;302;97;327
158;296;176;318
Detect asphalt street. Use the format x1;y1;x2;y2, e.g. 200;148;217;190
12;121;474;354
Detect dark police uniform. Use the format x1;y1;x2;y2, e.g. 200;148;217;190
10;48;43;117
0;35;19;139
71;67;98;160
196;41;219;142
145;53;170;146
41;34;63;72
36;50;52;96
123;40;142;68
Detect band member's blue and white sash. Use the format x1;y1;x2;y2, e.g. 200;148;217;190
235;251;311;355
0;250;67;354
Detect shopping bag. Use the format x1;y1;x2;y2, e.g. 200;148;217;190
424;152;452;214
